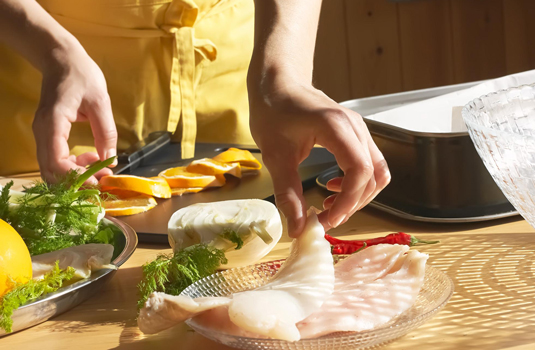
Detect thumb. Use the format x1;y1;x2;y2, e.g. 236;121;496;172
83;94;118;165
266;159;307;238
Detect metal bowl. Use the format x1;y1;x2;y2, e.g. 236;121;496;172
0;217;137;336
462;84;535;229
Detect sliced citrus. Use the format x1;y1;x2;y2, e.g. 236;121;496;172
100;187;146;199
0;219;32;298
212;148;262;170
99;175;172;199
186;158;241;178
159;167;226;188
102;194;157;217
171;187;205;196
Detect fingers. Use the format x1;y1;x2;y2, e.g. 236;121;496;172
319;111;374;228
76;152;113;181
326;177;343;192
318;108;390;227
76;152;100;167
323;193;337;210
357;141;391;211
33;107;87;183
81;94;118;166
317;209;332;232
264;154;307;238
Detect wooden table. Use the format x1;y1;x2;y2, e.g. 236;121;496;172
3;182;535;350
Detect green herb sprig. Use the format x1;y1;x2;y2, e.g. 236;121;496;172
137;244;228;310
0;262;76;333
0;158;120;256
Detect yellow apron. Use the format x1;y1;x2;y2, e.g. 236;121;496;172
0;0;254;176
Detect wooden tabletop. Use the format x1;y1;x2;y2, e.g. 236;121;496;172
3;180;535;350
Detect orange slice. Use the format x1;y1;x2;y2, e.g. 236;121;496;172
186;158;241;178
99;175;172;199
100;187;147;199
171;187;205;196
159;167;226;188
102;194;157;217
212;148;262;170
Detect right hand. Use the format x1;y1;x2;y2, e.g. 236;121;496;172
33;44;117;184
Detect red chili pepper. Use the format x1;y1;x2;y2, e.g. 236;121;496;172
325;232;439;255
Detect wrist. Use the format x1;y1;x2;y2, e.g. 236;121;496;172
248;56;312;101
40;35;85;75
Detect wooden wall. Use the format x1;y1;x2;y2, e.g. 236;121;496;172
313;0;535;102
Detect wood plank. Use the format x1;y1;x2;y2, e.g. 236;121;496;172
345;0;403;98
313;0;352;102
502;0;535;74
449;0;507;83
397;0;455;91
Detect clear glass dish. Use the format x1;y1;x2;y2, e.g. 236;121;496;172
462;84;535;229
181;258;454;350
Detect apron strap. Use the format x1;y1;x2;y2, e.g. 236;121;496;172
51;0;219;160
162;0;218;159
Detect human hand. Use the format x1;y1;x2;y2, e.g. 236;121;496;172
249;81;390;237
33;43;117;184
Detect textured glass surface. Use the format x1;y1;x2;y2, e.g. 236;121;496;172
463;84;535;228
182;259;454;350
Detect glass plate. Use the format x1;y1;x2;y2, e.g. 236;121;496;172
182;258;454;350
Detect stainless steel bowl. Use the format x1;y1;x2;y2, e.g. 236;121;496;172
0;217;137;336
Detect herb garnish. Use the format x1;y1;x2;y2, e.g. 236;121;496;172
0;262;76;333
137;243;229;310
0;158;120;256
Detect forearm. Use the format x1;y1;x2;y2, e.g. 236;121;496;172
0;0;82;72
248;0;323;90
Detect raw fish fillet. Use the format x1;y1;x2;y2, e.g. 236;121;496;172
138;210;335;341
138;295;232;334
227;210;334;341
190;306;261;338
297;244;428;339
31;244;115;280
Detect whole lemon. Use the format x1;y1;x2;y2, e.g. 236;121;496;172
0;219;32;297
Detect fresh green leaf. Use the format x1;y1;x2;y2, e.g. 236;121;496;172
137;244;227;310
0;262;76;333
219;230;244;250
93;227;115;245
0;181;13;221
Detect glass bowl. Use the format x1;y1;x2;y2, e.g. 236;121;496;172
462;84;535;228
181;258;454;350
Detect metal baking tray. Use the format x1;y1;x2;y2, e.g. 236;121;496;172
318;81;518;223
0;217;137;337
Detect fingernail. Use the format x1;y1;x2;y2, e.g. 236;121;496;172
106;149;118;165
287;217;298;236
330;215;345;228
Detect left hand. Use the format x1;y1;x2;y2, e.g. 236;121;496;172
249;80;391;237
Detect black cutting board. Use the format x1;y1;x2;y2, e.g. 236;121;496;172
117;143;336;243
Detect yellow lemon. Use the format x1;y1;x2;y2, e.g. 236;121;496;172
0;219;32;297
